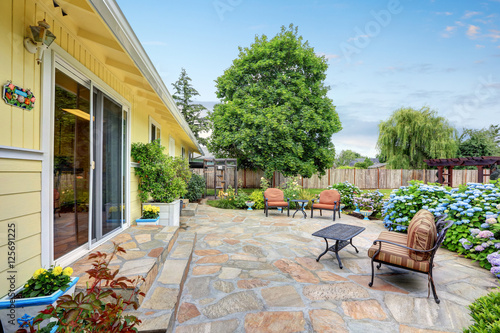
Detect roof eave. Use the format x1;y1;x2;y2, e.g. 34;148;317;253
86;0;204;154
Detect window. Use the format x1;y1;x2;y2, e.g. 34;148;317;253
149;116;161;143
181;147;186;159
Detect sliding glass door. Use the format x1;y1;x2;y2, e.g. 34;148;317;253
53;66;127;259
92;90;126;242
53;69;91;259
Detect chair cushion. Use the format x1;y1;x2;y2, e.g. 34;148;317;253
368;231;430;272
407;209;437;261
264;188;285;202
267;201;289;207
319;190;340;205
313;203;336;210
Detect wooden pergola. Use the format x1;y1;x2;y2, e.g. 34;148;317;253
424;156;500;187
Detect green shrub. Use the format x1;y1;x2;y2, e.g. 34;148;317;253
131;140;190;203
463;289;500;333
186;173;205;202
298;189;316;209
281;176;302;201
249;190;264;209
328;181;360;210
233;191;250;209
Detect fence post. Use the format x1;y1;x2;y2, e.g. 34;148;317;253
377;168;380;189
401;169;403;187
353;168;356;185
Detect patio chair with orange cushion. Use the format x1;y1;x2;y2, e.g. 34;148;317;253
367;209;453;303
310;189;341;221
263;188;290;217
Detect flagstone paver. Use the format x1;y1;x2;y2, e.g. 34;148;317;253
244;311;305;333
172;204;498;332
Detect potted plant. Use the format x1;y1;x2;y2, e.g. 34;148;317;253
353;195;374;220
0;266;78;333
135;204;160;225
131;140;191;227
13;243;144;333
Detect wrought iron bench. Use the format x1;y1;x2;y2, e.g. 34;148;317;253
368;210;453;303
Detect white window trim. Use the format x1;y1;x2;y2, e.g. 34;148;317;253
149;116;161;142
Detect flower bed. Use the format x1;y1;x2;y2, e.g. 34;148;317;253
382;180;500;276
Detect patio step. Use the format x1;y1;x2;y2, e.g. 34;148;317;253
134;231;197;333
180;203;198;216
72;225;180;307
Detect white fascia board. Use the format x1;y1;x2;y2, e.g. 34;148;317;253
86;0;204;153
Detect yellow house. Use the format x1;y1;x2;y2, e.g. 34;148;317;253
0;0;202;296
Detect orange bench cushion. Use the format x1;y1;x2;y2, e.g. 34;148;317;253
313;203;336;210
267;201;289;207
264;188;285;202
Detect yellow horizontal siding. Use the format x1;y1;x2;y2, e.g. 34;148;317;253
0;159;41;172
0;234;41;273
0;213;41;247
0;156;42;297
0;173;40;195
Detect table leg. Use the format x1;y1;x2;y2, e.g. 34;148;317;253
316;238;329;262
349;238;359;253
335;240;343;269
300;207;307;219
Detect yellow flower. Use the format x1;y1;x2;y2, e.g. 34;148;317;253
53;266;63;276
25;284;29;288
33;268;46;279
63;267;73;277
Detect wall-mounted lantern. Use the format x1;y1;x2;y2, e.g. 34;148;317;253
24;19;56;64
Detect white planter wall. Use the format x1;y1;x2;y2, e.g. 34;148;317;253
143;200;181;227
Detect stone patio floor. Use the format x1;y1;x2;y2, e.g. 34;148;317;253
172;205;499;333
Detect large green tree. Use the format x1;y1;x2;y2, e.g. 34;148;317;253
458;126;500;157
377;107;457;169
335;149;362;167
208;25;342;178
172;68;209;145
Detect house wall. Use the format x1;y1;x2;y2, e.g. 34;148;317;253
0;159;42;296
0;0;195;296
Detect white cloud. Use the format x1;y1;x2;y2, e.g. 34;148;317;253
463;11;482;19
441;26;456;38
487;29;500;41
455;21;465;26
476;44;485;48
434;11;453;16
466;25;481;38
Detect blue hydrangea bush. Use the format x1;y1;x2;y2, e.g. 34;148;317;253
382;181;449;231
382;180;500;276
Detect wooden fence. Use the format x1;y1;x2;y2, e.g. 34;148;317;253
193;168;487;190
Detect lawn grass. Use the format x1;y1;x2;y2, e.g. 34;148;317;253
205;187;395;199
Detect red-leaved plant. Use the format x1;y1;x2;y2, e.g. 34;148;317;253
17;243;145;333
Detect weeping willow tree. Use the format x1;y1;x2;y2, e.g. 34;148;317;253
377;107;458;169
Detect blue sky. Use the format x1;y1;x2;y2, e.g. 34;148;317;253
117;0;500;157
